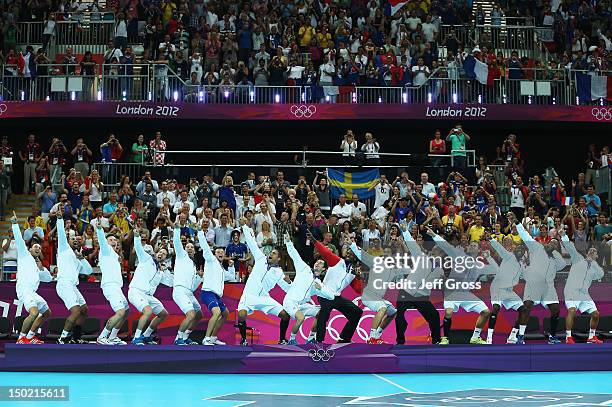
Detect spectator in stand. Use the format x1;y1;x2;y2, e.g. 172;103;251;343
446;124;470;169
132;134;149;164
340;130;357;165
361;132;380;166
48;138;67;187
150;131;167;166
0;161;11;220
501;134;521;165
429;129;446;179
19;134;41;194
71;138;93;177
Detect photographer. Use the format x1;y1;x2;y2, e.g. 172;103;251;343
71;138;93;176
100;134;123;184
446;123;470;169
340;130;357;166
361;132;380;166
48;138;67;188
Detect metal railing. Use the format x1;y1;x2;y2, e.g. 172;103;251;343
2;63;609;106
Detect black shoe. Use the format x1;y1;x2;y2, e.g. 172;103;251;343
337;339;352;344
240;339;249;346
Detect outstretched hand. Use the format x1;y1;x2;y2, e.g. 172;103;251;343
10;211;17;224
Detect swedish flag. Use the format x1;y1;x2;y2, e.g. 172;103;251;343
327;168;380;199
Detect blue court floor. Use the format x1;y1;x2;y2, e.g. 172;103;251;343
1;371;611;406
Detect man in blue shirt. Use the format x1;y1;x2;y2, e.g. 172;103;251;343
23;216;45;245
102;192;119;217
583;185;601;217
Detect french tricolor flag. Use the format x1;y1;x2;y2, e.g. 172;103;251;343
386;0;409;15
563;197;574;206
576;72;612;102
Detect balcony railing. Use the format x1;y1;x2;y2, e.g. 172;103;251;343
1;63;609;106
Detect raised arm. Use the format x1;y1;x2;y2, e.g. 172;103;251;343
56;215;77;254
516;222;540;252
286;238;309;274
197;230;215;262
314;239;342;267
95;224;111;256
11;221;28;257
488;238;513;262
430;231;462;258
401;227;423;257
560;234;582;263
133;233;151;264
349;241;375;268
241;224;265;262
173;226;187;259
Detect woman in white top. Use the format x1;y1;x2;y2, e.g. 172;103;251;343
361;132;380;165
81;170;103;207
341;130;358;165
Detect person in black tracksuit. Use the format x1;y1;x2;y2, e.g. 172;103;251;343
313;235;363;343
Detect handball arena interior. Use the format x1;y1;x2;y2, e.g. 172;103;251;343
1;5;612;404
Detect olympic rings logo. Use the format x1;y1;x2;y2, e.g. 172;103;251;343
0;104;7;116
308;347;335;362
591;107;612;121
290;104;317;118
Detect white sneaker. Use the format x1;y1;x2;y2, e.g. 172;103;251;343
212;338;226;345
97;337;114;345
110;337;127;345
202;338;213;346
486;338;493;345
506;337;517;344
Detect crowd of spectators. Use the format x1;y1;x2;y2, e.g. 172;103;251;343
1;127;610;285
0;0;610;102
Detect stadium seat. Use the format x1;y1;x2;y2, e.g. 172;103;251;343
0;317;10;340
571;315;592;342
44;318;67;341
597;316;612;340
524;316;546;341
81;318;101;341
10;316;27;340
543;317;566;340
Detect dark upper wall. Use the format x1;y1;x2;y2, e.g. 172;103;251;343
1;118;610;184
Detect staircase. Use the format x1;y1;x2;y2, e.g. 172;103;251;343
0;194;38;247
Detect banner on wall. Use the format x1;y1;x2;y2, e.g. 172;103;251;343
0;102;610;122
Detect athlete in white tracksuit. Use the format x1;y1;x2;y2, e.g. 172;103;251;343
430;230;494;344
129;231;173;345
237;224;291;346
172;225;204;345
12;217;53;344
487;236;527;344
55;214;93;344
350;242;398;344
561;233;604;344
283;237;335;345
198;228;237;346
516;222;566;344
95;224;129;345
395;225;444;345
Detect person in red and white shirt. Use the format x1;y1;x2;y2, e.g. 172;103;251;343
150;131;167;165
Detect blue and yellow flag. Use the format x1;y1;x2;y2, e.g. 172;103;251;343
327;168;380;199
